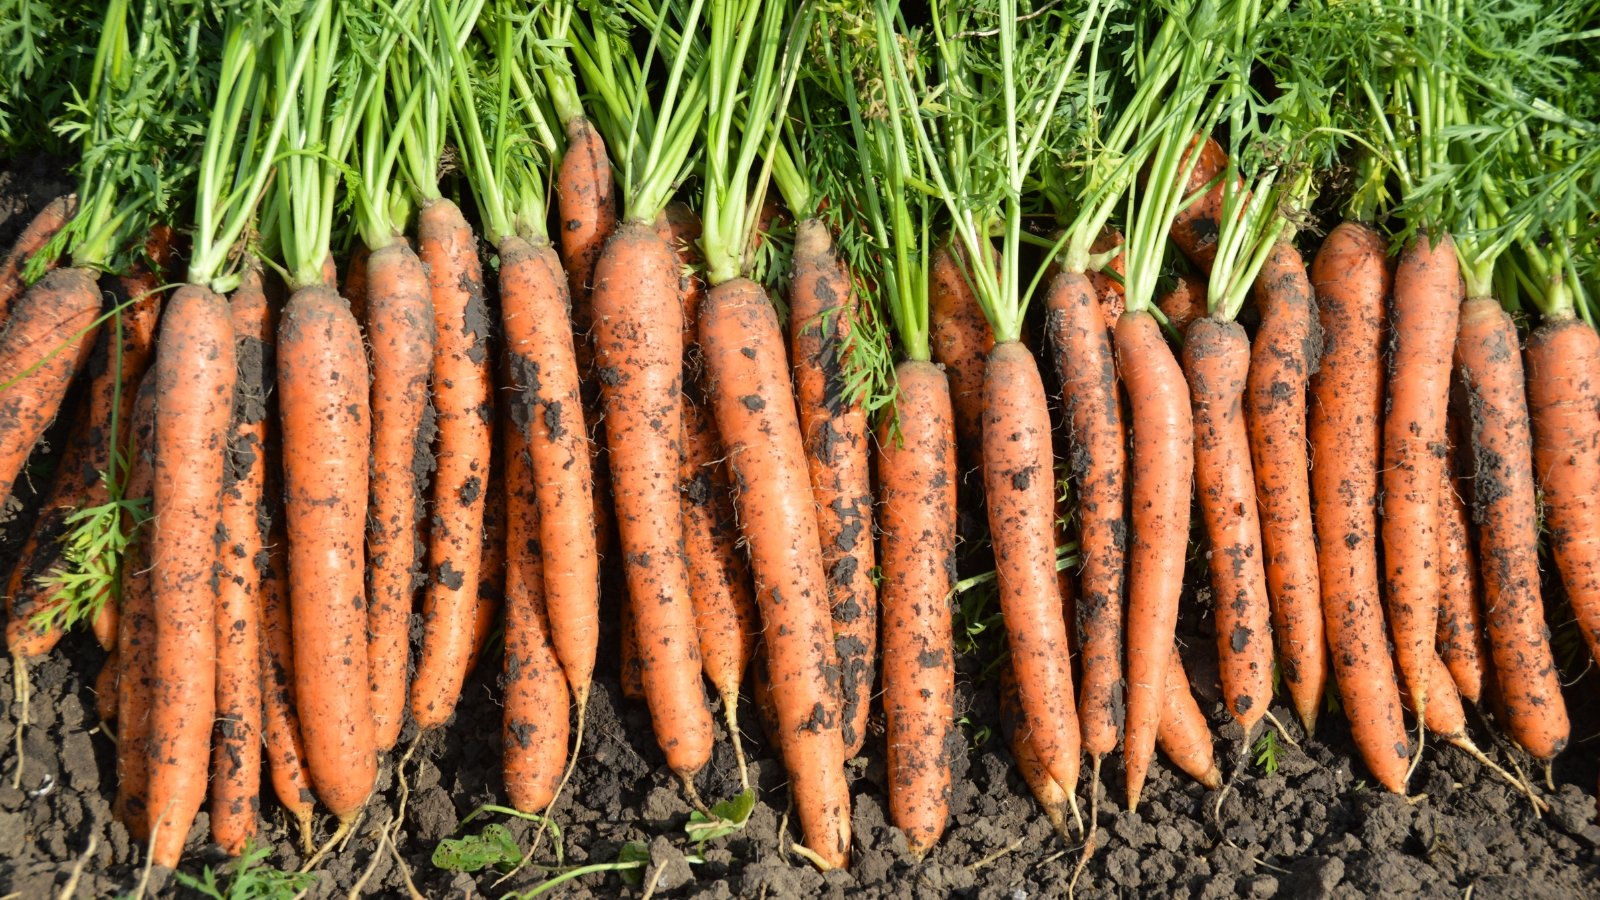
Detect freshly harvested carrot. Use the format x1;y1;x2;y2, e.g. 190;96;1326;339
557;116;618;333
590;221;713;782
501;421;570;812
341;240;370;323
1382;233;1462;721
1183;318;1271;733
146;284;235;867
211;268;270;856
790;218;876;758
1170;136;1231;274
0;266;101;507
1001;666;1069;838
258;517;315;851
411;198;493;730
467;464;506;677
1246;242;1323;732
363;241;436;751
1436;460;1487;704
1157;272;1208;337
1156;648;1222;790
500;235;600;718
95;649;119;723
1525;318;1600;672
929;242;995;466
113;375;156;836
277;284;375;820
1308;221;1409;793
877;360;957;859
984;341;1080;797
1456;296;1568;759
1045;269;1127;764
700;276;850;868
0;194;75;328
1114;309;1193;809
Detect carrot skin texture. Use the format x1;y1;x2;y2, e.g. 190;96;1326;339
1308;221;1410;793
1382;233;1462;718
701;277;850;868
1525;319;1600;670
259;517;316;844
278;285;376;819
1184;319;1272;732
1001;667;1069;836
1456;297;1568;759
1170;137;1230;274
1437;460;1487;704
501;420;570;812
929;243;995;466
879;360;957;858
1156;648;1221;789
790;219;876;758
114;375;157;836
1246;242;1324;731
211;271;271;855
147;285;235;867
501;236;600;709
0;266;101;506
1157;273;1208;339
1045;270;1127;760
364;243;435;749
984;341;1080;794
0;194;74;328
1114;310;1193;808
591;221;713;778
412;199;492;730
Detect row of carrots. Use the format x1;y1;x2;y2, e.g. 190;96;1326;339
2;0;1598;881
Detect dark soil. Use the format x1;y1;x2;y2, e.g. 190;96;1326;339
4;158;1600;900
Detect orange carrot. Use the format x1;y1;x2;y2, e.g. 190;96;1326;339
467;460;505;677
1002;666;1069;838
790;218;876;758
1436;455;1487;705
1114;309;1193;809
1170;136;1232;274
619;594;645;701
411;198;493;730
113;374;157;837
1156;648;1221;789
146;284;235;867
1456;296;1568;759
1156;272;1208;339
0;194;75;328
930;242;996;466
1308;221;1409;793
258;516;315;851
878;359;957;858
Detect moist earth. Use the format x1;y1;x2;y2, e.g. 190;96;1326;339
3;158;1599;899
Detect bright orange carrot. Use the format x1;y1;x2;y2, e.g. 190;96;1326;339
1115;309;1193;809
1157;272;1208;338
1170;136;1232;274
1156;648;1222;789
0;194;75;328
1456;296;1568;759
1308;221;1409;793
929;242;995;466
878;360;957;858
146;284;235;867
1436;457;1487;705
277;284;375;820
411;198;492;730
1002;666;1069;838
258;516;315;851
790;218;876;759
113;374;156;836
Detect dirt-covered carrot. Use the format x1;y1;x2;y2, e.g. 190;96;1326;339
1156;648;1222;790
1436;458;1487;705
929;242;995;467
1308;220;1409;793
0;194;75;328
1169;135;1233;274
1002;666;1070;839
1157;272;1208;338
146;284;235;867
258;518;315;851
113;375;157;837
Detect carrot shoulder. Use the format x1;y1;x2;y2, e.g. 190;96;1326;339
0;194;75;328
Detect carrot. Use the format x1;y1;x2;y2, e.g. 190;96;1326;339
1245;241;1323;732
1157;272;1208;338
984;340;1080;797
0;266;101;507
1156;647;1222;789
277;284;376;820
113;374;157;837
1183;318;1271;734
341;239;370;323
1382;233;1462;721
929;242;995;466
1114;309;1193;809
258;516;315;851
1169;136;1231;274
146;284;235;867
878;359;957;859
1002;666;1069;839
1455;296;1568;759
411;198;493;730
95;648;119;723
590;220;714;784
467;462;506;676
0;194;75;329
1308;221;1409;793
211;268;270;855
1525;318;1600;673
700;276;850;868
1437;457;1488;705
790;218;876;759
501;235;600;721
363;241;436;750
501;418;570;812
1045;269;1127;764
619;594;645;701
